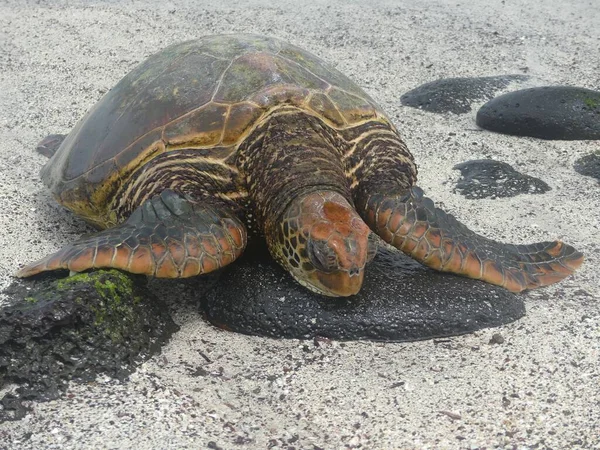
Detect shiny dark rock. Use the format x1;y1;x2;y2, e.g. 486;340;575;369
476;86;600;140
400;75;529;114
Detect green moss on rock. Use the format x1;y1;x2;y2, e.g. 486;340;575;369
584;97;598;109
52;270;143;342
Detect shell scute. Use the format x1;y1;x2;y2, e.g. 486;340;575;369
327;88;378;123
307;93;346;127
223;102;264;145
248;84;310;109
198;34;283;61
272;56;329;91
163;103;229;147
114;130;164;171
213;52;295;103
277;46;366;98
86;159;118;185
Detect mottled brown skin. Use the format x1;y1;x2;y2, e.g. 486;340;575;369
273;191;377;296
16;35;583;296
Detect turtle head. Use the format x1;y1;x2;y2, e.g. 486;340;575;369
270;191;378;297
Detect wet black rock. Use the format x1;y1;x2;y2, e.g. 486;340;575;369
400;75;529;114
453;159;551;199
203;242;525;341
476;86;600;140
0;270;179;421
574;152;600;182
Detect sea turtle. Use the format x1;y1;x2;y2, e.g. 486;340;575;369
16;34;583;296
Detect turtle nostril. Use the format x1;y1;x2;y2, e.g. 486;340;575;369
348;266;360;277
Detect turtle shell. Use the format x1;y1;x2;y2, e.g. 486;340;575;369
42;34;388;226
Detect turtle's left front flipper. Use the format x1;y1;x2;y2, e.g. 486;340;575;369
359;187;583;292
16;190;247;278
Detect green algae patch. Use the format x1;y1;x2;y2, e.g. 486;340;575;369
55;269;132;299
53;271;143;342
583;97;598;109
0;270;179;421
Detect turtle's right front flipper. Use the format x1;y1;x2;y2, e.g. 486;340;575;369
16;190;247;278
359;187;583;292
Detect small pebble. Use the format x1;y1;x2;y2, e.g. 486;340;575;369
489;333;505;344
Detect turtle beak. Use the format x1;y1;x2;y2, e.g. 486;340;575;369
316;269;364;297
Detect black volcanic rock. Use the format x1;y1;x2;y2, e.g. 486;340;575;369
400;75;528;114
0;270;178;421
574;152;600;182
203;242;525;342
476;86;600;140
453;159;551;199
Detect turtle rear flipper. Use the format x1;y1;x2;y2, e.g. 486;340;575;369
361;187;583;292
36;134;67;158
16;190;247;278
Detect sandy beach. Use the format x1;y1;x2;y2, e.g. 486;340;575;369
0;0;598;448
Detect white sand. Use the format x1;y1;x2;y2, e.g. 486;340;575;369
0;0;598;448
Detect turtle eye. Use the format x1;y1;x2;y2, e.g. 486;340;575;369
366;233;378;262
307;239;338;273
